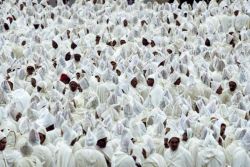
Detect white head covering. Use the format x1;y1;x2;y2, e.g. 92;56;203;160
96;127;108;141
120;134;133;154
85;128;96;147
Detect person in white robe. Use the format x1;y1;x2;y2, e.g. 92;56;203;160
111;134;136;167
14;142;42;167
74;128;107;167
231;129;250;167
164;131;193;167
141;136;166;167
196;129;226;167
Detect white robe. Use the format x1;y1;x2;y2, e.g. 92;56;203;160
231;146;250;167
164;146;193;167
111;151;135;167
32;145;54;167
196;146;226;167
14;156;42;167
56;142;75;167
0;151;9;167
142;153;167;167
74;147;107;167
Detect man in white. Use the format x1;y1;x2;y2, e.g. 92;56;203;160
231;129;250;167
164;131;193;167
111;135;136;167
74;128;107;167
141;136;167;167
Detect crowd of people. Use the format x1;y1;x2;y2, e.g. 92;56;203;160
0;0;250;167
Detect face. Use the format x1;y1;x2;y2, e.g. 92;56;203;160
76;72;81;80
96;36;101;45
0;138;7;151
229;81;237;92
131;77;138;88
182;131;188;142
147;78;154;87
69;81;78;92
52;40;58;49
116;70;121;76
150;40;155;47
74;54;81;62
70;138;77;146
123;20;128;27
39;133;46;145
96;137;107;148
37;86;42;92
110;61;117;70
27;66;35;75
164;138;169;148
220;124;226;136
174;78;181;85
95;75;100;82
8;81;13;91
31;78;36;87
169;137;180;151
16;112;22;122
46;124;55;132
216;85;223;95
142;148;147;159
142;38;149;46
234;10;239;16
120;40;126;45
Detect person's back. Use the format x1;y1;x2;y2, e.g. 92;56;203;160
75;148;107;167
143;152;166;167
112;150;135;167
164;146;192;167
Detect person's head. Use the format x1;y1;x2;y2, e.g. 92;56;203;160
142;148;147;159
182;131;188;142
52;40;58;49
46;124;55;132
123;19;128;27
0;137;7;151
169;137;180;151
38;133;46;145
147;78;154;87
65;52;71;61
69;81;78;92
142;38;149;46
16;112;22;122
70;138;77;146
27;66;35;75
216;85;223;95
234;10;239;16
116;69;121;76
96;137;107;148
74;54;81;62
131;77;138;88
174;77;181;86
220;123;226;136
71;42;77;50
150;40;155;47
95;75;101;82
96;35;101;45
164;138;169;148
31;78;36;88
110;61;117;70
229;81;237;92
60;74;71;84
